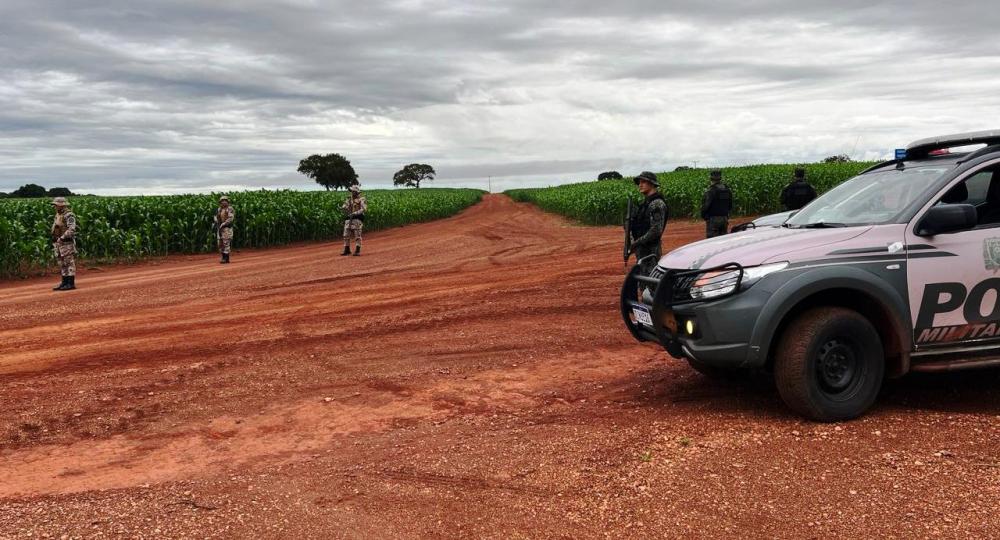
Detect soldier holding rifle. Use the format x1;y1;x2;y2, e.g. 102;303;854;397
51;197;78;291
214;195;235;264
342;185;366;256
624;171;667;278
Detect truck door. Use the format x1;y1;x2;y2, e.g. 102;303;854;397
906;163;1000;348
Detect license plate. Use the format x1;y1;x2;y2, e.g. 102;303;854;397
632;306;654;327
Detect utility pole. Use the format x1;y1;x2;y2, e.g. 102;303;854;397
488;176;492;193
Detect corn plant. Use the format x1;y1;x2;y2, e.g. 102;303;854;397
0;188;484;278
505;162;877;225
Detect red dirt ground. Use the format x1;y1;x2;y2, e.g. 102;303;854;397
1;195;998;539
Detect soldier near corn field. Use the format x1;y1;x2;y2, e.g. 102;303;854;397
50;196;78;291
701;169;732;238
627;171;668;278
342;184;366;256
214;195;235;264
780;167;817;211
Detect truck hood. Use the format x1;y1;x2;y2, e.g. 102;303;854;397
658;226;873;270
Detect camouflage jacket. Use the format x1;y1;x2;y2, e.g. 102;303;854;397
52;211;77;244
215;207;235;228
342;195;367;219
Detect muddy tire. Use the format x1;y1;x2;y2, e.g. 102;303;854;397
774;307;884;421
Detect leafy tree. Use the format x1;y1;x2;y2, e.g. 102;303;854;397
12;184;47;198
47;187;75;197
393;163;436;188
674;166;693;172
823;154;852;163
297;153;359;191
597;171;623;181
0;193;7;198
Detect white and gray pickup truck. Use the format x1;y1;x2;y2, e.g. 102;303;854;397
622;129;1000;421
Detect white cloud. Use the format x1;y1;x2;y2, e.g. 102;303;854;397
0;0;998;194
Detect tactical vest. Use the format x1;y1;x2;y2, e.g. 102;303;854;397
631;193;665;239
705;184;732;217
52;214;66;239
784;182;814;209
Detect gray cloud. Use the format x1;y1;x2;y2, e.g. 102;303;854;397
0;1;998;194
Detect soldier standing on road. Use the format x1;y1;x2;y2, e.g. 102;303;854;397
628;171;668;278
51;197;78;291
214;195;235;264
701;169;732;238
342;185;367;256
780;167;817;211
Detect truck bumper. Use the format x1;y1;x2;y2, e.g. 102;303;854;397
621;263;770;370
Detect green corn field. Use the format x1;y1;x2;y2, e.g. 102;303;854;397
0;188;484;278
505;162;878;225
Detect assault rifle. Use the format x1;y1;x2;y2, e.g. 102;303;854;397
623;197;634;272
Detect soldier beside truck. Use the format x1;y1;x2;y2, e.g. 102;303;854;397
622;129;1000;421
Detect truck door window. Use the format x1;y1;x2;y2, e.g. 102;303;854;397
934;167;1000;227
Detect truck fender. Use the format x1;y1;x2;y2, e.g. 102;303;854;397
747;265;912;367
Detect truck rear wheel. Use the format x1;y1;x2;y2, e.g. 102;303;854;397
774;307;884;421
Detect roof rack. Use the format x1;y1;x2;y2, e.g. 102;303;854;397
905;129;1000;159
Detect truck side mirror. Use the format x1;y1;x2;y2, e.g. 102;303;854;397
915;204;977;236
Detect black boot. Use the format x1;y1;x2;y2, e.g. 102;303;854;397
53;276;67;291
65;276;76;290
341;245;351;256
353;245;361;256
222;253;230;264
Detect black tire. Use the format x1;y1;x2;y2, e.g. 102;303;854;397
687;358;742;380
774;307;884;421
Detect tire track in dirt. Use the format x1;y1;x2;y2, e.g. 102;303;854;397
3;196;998;539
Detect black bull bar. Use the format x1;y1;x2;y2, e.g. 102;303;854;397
620;258;744;354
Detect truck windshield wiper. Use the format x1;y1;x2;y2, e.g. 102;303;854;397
797;222;849;228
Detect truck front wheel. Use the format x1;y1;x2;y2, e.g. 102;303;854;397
774;307;884;421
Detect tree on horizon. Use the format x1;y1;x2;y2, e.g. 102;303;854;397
393;163;436;188
297;153;359;191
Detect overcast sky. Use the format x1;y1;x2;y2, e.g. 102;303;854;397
1;1;998;195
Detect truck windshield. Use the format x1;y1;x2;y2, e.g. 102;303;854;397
785;166;951;227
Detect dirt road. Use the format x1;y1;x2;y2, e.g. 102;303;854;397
1;195;998;539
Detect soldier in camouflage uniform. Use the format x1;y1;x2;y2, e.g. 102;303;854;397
51;197;78;291
701;169;732;238
628;171;668;279
342;185;366;256
214;195;235;264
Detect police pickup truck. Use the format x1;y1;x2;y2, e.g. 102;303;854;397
622;129;1000;421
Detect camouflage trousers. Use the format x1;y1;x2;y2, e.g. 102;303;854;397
343;219;363;247
54;242;76;277
706;216;729;238
218;228;233;255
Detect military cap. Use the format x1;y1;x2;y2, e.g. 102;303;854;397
51;196;69;206
794;167;805;179
633;171;659;187
219;195;230;202
710;169;723;180
348;185;361;193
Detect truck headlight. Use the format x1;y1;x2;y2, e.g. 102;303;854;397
689;262;788;300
